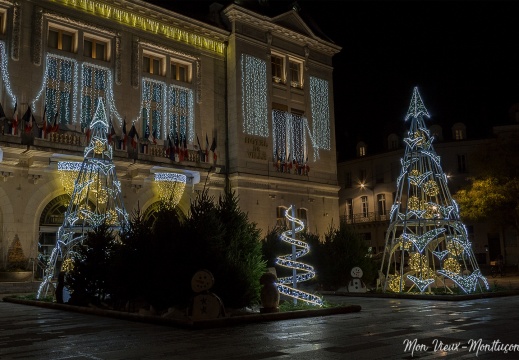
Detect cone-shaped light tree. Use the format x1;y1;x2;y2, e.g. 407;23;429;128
275;205;323;306
379;87;489;294
38;99;128;298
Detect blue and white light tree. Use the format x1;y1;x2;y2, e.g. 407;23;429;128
38;99;128;299
276;205;323;306
379;87;489;294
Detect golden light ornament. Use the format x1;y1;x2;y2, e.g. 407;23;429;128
423;179;440;197
58;161;82;195
94;188;108;204
409;169;420;185
155;173;187;208
94;139;105;154
414;130;425;145
447;241;464;256
106;209;118;225
408;196;422;210
424;203;439;219
388;274;403;292
409;252;434;277
397;237;413;251
443;257;461;273
61;258;74;272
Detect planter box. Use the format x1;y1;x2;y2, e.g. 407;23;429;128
0;271;33;282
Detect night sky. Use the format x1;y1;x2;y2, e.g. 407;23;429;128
144;1;519;160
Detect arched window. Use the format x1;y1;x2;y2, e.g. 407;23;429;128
276;206;288;228
297;208;308;229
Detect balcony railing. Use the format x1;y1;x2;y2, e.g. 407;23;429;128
340;211;390;225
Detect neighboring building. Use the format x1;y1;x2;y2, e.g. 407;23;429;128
0;0;341;271
338;114;519;267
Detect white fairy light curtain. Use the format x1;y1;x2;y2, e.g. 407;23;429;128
379;87;488;294
272;110;310;163
241;53;268;137
167;83;194;142
309;76;330;150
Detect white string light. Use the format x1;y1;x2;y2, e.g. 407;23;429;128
309;76;330;150
241;54;268;137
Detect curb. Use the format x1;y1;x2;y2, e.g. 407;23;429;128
320;290;519;301
2;296;362;329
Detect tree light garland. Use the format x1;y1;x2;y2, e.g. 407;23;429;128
379;87;488;294
275;205;322;306
37;99;128;299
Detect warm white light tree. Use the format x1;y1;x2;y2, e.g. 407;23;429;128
38;99;128;298
379;87;488;294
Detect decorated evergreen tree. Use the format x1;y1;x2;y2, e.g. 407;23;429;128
38;99;128;299
379;87;488;294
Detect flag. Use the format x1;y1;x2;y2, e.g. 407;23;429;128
152;129;157;145
183;135;188;158
122;118;127;150
51;110;59;132
41;105;47;139
85;126;91;143
23;106;33;133
210;137;217;162
174;132;179;154
144;124;150;141
196;134;203;160
128;124;139;149
205;134;209;161
108;118;116;143
167;135;174;160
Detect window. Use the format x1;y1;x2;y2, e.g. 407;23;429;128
48;26;76;53
457;154;466;173
376;166;384;184
297;208;308;228
272;110;307;164
45;55;75;125
81;64;107;129
452;122;466;140
276;206;288;227
377;194;386;216
361;196;369;218
83;36;109;61
0;10;6;35
271;54;284;83
289;60;302;88
388;134;399;150
344;172;352;188
345;198;353;220
171;60;190;83
143;54;164;76
359;169;366;183
357;142;366;157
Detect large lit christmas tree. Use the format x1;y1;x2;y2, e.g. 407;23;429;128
38;99;128;299
379;87;488;294
276;205;322;306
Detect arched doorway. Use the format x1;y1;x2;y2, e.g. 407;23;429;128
142;201;186;228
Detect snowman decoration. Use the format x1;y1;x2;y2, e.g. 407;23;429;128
189;269;226;320
347;266;367;293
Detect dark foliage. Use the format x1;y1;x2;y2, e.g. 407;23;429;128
66;223;117;306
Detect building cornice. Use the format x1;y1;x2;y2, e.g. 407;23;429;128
223;4;341;57
50;0;228;55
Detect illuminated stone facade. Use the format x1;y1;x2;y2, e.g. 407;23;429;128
0;0;341;270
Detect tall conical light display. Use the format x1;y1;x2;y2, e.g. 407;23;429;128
379;87;489;294
38;99;128;299
276;205;323;306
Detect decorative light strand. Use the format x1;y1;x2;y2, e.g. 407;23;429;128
275;205;323;306
309;76;330;150
0;41;17;107
154;172;187;208
241;54;268;137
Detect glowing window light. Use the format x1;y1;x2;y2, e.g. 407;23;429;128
54;0;224;54
0;41;17;107
275;205;323;306
241;54;268;137
154;172;187;208
309;76;330;150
